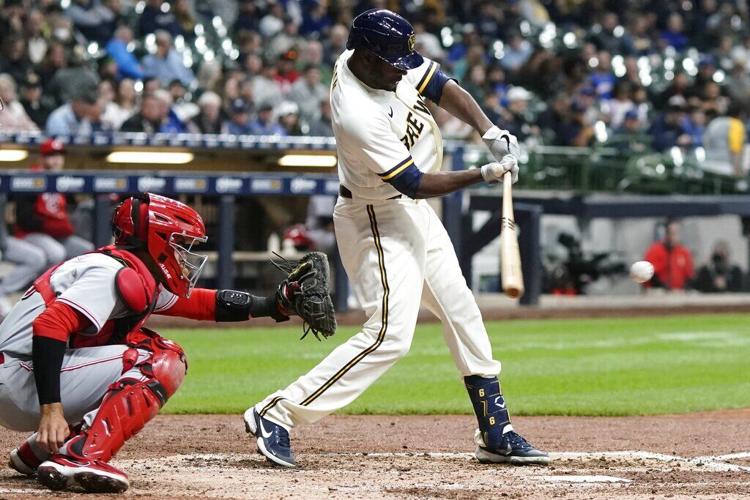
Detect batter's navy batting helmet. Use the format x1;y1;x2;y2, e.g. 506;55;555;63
346;9;424;71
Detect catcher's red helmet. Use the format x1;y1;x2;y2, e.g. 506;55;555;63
112;193;207;298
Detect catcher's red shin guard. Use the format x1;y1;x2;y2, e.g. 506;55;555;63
61;330;187;463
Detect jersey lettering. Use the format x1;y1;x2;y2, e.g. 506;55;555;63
413;99;430;115
400;111;425;150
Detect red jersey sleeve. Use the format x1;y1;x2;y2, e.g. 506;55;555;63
156;288;217;321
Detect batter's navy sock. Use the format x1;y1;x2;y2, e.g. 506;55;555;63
464;375;512;448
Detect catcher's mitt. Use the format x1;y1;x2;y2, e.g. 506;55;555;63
273;251;337;340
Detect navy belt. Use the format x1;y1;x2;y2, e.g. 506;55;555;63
339;186;401;200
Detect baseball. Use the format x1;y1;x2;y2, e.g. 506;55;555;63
630;260;654;283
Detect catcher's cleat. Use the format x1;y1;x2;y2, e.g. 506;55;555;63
474;429;550;465
244;408;296;468
37;455;129;493
9;443;41;476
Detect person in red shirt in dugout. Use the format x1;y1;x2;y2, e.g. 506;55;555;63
644;219;695;290
14;139;94;266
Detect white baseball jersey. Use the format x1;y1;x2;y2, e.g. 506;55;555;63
254;50;501;430
331;49;443;200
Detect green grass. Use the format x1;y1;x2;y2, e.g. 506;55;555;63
162;314;750;416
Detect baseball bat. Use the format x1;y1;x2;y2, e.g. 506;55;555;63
500;173;524;299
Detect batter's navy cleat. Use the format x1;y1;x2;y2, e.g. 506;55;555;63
37;455;129;493
464;375;550;466
243;408;295;468
474;428;550;465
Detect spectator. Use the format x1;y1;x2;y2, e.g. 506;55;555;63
14;139;94;267
197;59;223;93
606;109;650;154
19;73;53;129
0;73;39;133
559;99;595;147
322;23;348;67
233;0;260;35
502;86;538;141
269;16;303;61
660;12;688;51
0;193;46;318
154;88;187;133
46;46;100;107
643;219;694;291
703;102;747;178
308;96;333;137
288;64;328;124
0;36;31;85
726;53;750;111
274;49;300;92
119;92;166;133
221;98;253;135
587;50;616;100
648;96;691;152
65;0;117;44
97;78;123;129
168;79;197;120
251;58;282;107
602;81;634;129
259;1;285;38
108;77;137;127
141;30;195;87
45;86;98;136
684;106;706;148
190;91;224;134
249;101;286;136
138;0;181;37
413;20;444;61
106;25;144;80
461;64;487;103
172;0;196;40
277;100;304;136
501;30;533;74
24;9;48;66
588;12;633;55
143;75;161;94
300;0;332;37
37;42;67;91
694;240;744;293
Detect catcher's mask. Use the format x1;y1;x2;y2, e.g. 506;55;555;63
112;193;207;298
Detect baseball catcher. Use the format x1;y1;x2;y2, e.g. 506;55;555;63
0;193;335;493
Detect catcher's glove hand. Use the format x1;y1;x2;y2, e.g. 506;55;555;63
272;251;337;340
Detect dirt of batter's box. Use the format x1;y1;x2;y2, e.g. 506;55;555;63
1;410;749;499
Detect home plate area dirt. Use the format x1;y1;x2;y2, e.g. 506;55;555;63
1;410;749;498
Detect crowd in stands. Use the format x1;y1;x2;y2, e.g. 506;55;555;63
0;0;749;174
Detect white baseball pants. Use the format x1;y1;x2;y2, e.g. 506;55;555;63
256;197;500;428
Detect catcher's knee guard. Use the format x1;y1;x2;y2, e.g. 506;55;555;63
62;329;187;463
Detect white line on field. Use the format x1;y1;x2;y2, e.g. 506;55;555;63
119;450;750;473
0;488;50;494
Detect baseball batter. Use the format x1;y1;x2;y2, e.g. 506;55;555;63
0;193;315;493
247;9;548;467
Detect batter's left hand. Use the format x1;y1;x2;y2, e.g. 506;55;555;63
480;155;519;184
482;125;521;160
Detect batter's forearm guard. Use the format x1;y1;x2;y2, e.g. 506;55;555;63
215;289;287;322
